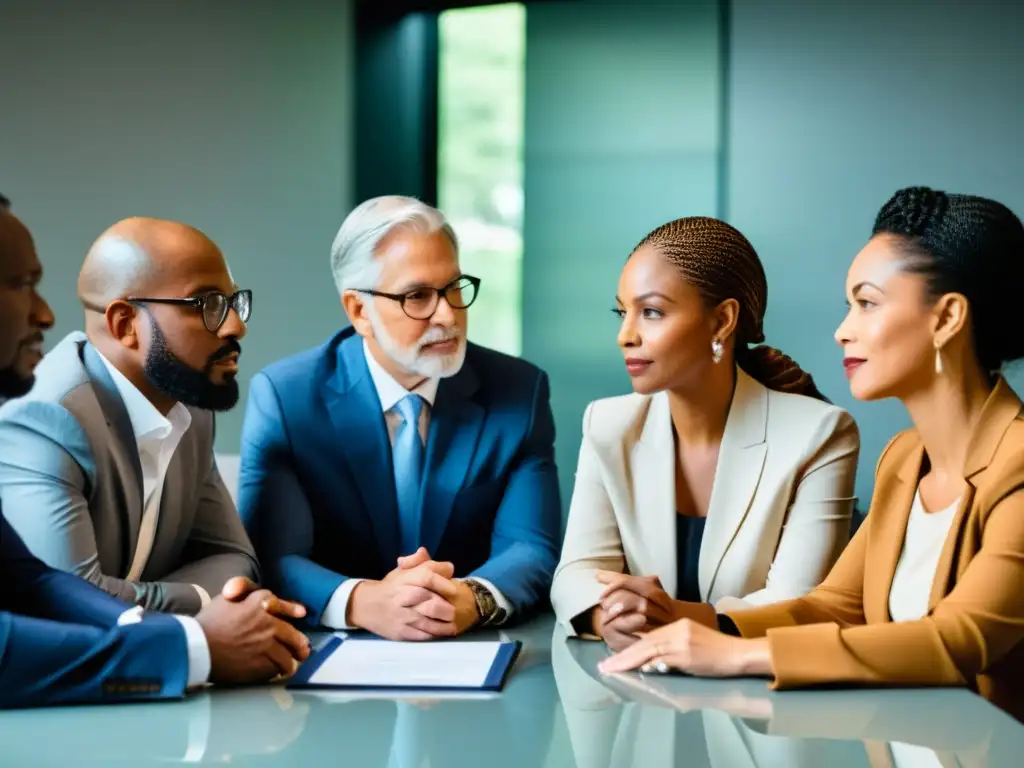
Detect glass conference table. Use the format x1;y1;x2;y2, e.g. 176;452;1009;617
3;615;1023;766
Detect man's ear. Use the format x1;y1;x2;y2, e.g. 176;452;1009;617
342;291;374;338
106;301;142;350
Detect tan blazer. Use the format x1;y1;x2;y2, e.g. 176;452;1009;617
726;378;1024;723
551;368;860;631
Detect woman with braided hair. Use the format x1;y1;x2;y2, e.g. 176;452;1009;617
599;187;1024;723
551;215;860;650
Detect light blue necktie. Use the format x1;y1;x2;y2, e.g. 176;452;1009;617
393;394;425;556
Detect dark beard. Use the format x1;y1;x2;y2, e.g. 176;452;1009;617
0;366;33;398
143;314;241;412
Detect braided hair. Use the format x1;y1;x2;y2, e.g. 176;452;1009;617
873;187;1024;374
633;216;825;400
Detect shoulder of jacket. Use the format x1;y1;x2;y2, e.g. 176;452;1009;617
582;392;651;444
874;428;919;476
764;388;856;435
977;417;1024;498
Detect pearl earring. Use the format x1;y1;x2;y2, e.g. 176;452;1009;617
935;345;943;375
711;340;724;364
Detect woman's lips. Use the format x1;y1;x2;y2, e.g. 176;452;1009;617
625;357;652;376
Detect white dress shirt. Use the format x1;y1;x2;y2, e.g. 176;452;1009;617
888;490;960;622
99;353;211;687
320;340;511;630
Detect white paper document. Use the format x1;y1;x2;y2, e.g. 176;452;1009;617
308;639;509;689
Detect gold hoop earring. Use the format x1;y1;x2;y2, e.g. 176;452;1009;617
711;340;724;364
935;345;943;375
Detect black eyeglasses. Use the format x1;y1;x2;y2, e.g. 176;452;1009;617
355;275;480;320
125;289;252;332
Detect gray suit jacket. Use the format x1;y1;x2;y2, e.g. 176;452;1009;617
0;332;259;615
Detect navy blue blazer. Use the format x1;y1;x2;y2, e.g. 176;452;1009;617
0;505;189;708
238;328;562;625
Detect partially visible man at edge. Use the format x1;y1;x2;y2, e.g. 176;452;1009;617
0;197;310;708
0;215;259;616
239;196;562;640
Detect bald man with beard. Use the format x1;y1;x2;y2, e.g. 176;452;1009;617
0;216;260;616
0;202;310;708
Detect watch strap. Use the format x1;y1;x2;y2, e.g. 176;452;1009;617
465;579;506;627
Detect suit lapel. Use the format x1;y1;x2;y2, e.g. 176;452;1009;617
325;334;401;567
869;380;1023;621
927;487;974;609
869;444;921;622
699;369;768;601
928;377;1023;610
631;392;678;596
420;362;484;555
149;426;194;577
82;342;145;571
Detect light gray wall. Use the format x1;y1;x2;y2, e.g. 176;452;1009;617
727;0;1024;502
523;0;723;513
0;0;354;452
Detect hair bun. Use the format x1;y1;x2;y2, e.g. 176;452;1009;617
875;186;949;237
736;345;827;401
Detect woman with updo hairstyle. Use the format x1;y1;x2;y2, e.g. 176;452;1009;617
599;188;1024;723
551;216;861;649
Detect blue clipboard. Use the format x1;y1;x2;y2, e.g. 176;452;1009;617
286;637;523;693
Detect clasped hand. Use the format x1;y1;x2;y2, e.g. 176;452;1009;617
593;571;718;652
593;572;680;651
349;547;480;641
591;572;772;679
194;576;311;685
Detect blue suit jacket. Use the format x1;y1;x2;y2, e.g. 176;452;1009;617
0;505;189;708
239;328;562;625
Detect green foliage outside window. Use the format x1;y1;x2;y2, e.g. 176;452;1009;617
438;3;525;356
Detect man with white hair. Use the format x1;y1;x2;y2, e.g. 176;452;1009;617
239;196;562;640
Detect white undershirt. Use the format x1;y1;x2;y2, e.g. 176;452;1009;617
97;354;205;597
888;490;960;623
100;355;211;692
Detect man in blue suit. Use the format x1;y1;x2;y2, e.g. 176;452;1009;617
240;196;562;641
0;199;310;708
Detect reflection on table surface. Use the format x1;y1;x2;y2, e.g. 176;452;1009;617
1;615;1022;766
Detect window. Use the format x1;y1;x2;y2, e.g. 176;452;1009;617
437;3;525;356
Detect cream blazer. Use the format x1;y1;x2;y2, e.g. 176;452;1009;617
551;368;860;632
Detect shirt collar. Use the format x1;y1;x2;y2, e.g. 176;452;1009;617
96;351;192;443
362;339;439;413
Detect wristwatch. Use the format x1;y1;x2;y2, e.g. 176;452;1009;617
464;579;507;627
